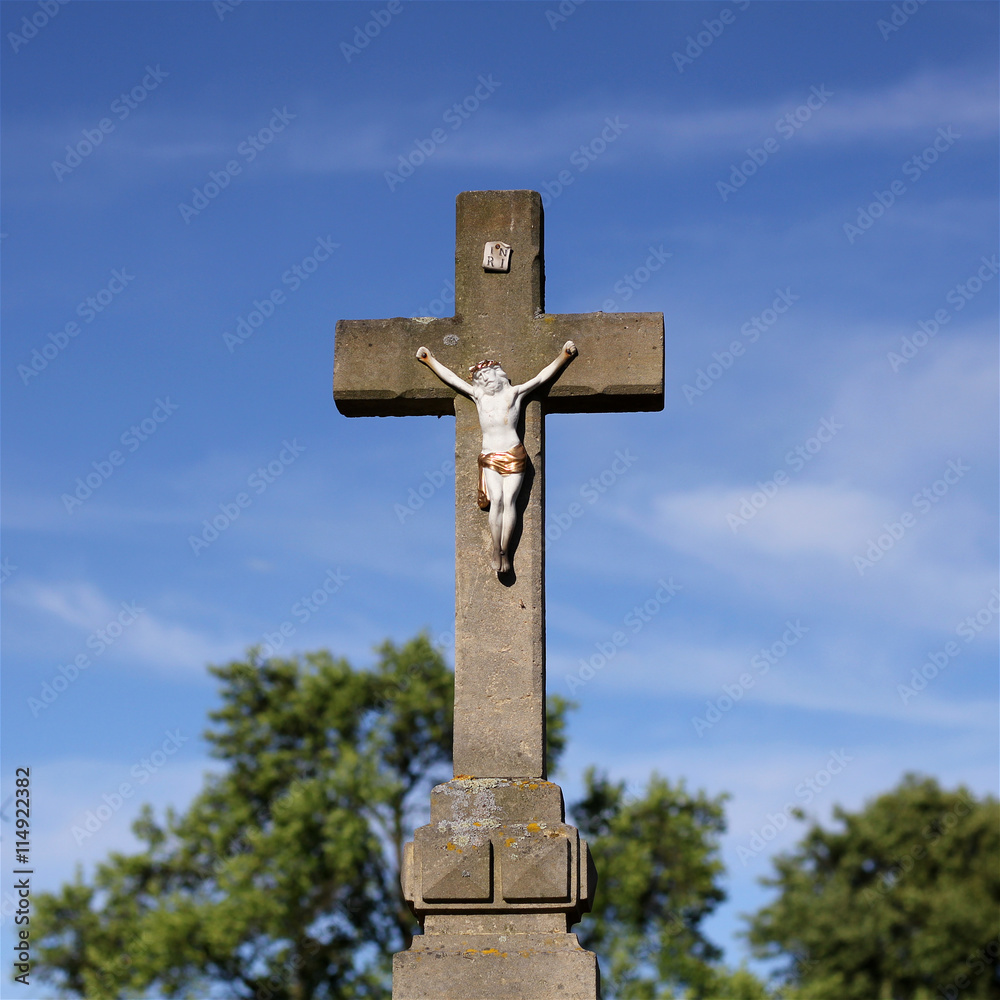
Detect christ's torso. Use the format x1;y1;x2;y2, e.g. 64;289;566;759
475;385;523;454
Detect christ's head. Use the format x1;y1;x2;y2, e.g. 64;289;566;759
469;360;509;391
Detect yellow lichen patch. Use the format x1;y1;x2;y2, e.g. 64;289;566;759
526;822;541;833
505;837;517;847
455;774;474;781
445;842;462;852
472;821;481;826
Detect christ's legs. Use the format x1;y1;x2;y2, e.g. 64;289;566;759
498;473;524;573
482;468;505;572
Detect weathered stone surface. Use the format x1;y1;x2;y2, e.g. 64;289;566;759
417;830;493;903
333;311;663;417
429;778;565;825
393;932;599;1000
502;835;570;902
402;780;596;926
394;914;599;999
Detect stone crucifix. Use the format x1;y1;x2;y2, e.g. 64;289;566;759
335;190;663;778
415;340;578;575
334;190;663;996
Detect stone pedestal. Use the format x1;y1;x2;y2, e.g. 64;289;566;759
393;779;600;999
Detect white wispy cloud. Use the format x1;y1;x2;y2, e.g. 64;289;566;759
653;483;881;558
289;68;1000;172
5;579;236;673
551;625;998;730
7;69;995;185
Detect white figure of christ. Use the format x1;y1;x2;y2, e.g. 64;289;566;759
416;341;577;574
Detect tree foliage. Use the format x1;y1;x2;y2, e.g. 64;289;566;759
571;768;732;998
30;637;743;999
33;640;995;1000
746;773;1000;1000
35;638;454;999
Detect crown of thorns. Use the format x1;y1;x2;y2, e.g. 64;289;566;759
468;359;502;377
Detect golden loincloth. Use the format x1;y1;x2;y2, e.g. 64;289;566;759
477;443;527;510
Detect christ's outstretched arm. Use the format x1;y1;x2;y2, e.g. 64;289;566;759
514;341;578;398
415;346;475;399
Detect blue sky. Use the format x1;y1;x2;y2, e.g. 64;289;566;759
2;0;997;989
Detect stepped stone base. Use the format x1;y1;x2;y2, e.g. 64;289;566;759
393;780;601;998
394;917;599;999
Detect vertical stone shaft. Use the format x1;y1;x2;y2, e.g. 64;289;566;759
452;190;547;779
454;400;545;778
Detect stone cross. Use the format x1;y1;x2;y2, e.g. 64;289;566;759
335;190;662;997
334;190;663;782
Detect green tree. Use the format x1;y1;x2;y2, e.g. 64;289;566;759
571;769;731;998
30;637;756;999
746;773;1000;1000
